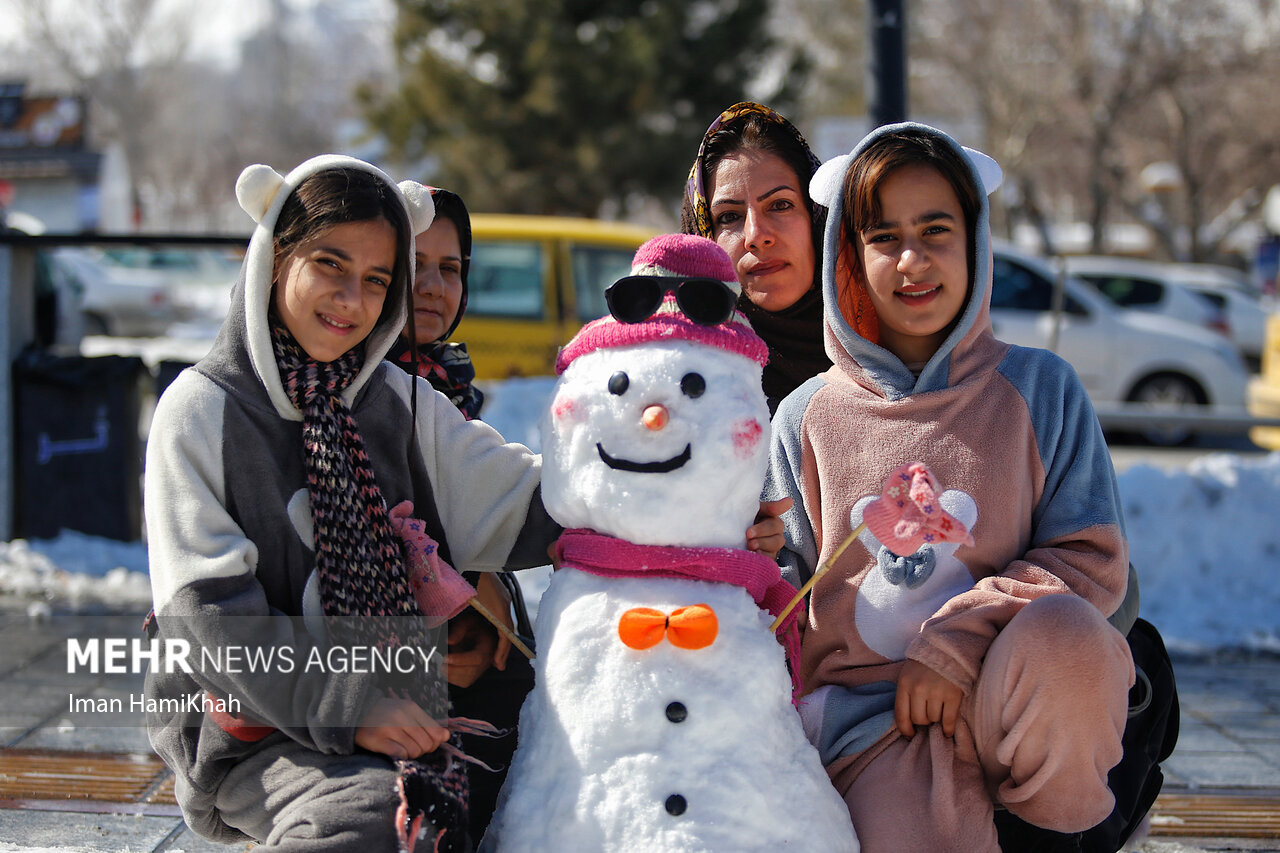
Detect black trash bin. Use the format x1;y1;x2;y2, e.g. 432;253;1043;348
154;358;195;399
12;350;146;542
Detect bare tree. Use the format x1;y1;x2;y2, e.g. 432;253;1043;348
775;0;869;117
1111;2;1280;261
902;0;1280;261
17;0;194;227
9;0;396;232
911;0;1075;243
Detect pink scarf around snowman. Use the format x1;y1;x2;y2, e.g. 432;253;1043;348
554;528;805;700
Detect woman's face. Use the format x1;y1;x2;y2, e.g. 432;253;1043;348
407;217;464;346
707;149;814;312
274;218;397;363
857;163;969;365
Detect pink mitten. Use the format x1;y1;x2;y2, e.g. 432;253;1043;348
862;462;975;556
388;500;476;628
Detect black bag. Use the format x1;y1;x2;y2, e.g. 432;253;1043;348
995;617;1180;852
1081;617;1180;850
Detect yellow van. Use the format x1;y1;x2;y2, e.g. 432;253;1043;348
455;214;658;378
1248;312;1280;449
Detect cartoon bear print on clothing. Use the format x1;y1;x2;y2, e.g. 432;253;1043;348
852;488;978;661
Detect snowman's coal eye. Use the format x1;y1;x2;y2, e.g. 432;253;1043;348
681;373;706;398
608;371;630;395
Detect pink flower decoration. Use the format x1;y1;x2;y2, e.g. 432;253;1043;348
862;463;975;556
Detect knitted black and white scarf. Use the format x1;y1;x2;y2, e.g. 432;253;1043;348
271;318;469;853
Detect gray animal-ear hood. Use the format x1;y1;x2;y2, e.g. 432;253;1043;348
226;154;435;419
809;123;1003;400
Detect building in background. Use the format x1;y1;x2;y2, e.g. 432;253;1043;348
0;81;106;233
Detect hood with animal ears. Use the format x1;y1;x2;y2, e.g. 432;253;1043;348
808;123;1004;401
221;154;434;419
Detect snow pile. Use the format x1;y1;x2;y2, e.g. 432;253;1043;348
0;532;151;608
1118;452;1280;654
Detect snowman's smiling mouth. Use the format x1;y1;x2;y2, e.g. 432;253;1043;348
596;443;692;473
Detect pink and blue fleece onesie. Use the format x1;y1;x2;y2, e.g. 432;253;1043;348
764;123;1135;844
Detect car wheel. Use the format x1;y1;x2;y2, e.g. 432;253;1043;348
1127;373;1206;446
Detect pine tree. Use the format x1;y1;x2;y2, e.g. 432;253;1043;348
367;0;805;217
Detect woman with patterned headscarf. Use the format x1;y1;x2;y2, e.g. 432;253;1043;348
387;186;485;420
385;184;541;846
681;102;832;413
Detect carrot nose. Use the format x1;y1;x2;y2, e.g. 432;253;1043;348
641;404;668;431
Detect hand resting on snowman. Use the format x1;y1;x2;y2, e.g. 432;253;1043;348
749;497;793;559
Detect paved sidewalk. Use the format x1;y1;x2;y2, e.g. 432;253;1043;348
1;598;1279;851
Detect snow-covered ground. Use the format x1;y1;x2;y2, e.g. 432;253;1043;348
2;370;1278;656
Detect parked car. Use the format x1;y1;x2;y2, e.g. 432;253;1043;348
99;246;242;285
1063;254;1232;340
991;244;1251;445
1063;255;1272;373
1162;266;1272;373
452;214;657;378
98;246;241;332
1163;262;1264;300
48;248;176;337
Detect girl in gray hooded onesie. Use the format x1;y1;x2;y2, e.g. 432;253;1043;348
143;155;557;852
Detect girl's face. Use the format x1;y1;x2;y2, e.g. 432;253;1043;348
407;217;464;346
274;218;397;363
708;149;814;312
858;163;969;365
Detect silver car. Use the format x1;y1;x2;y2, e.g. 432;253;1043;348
1062;254;1268;371
48;248;175;338
990;245;1250;445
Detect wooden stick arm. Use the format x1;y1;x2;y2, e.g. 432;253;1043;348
769;521;867;633
468;595;536;660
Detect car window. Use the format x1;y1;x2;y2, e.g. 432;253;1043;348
572;245;637;321
1188;288;1227;311
991;257;1053;311
467;240;544;318
991;257;1090;316
1077;274;1164;307
100;248;145;268
149;250;200;272
98;247;237;280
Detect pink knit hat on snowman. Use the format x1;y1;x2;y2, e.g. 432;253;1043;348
555;233;769;374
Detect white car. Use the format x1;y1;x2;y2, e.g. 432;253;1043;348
1060;254;1274;372
991;245;1251;445
1062;255;1231;340
1163;262;1265;300
98;247;240;332
1162;266;1272;372
48;248;176;337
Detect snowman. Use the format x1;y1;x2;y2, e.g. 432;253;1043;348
483;234;858;852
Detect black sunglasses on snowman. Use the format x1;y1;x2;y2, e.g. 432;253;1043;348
605;275;738;326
